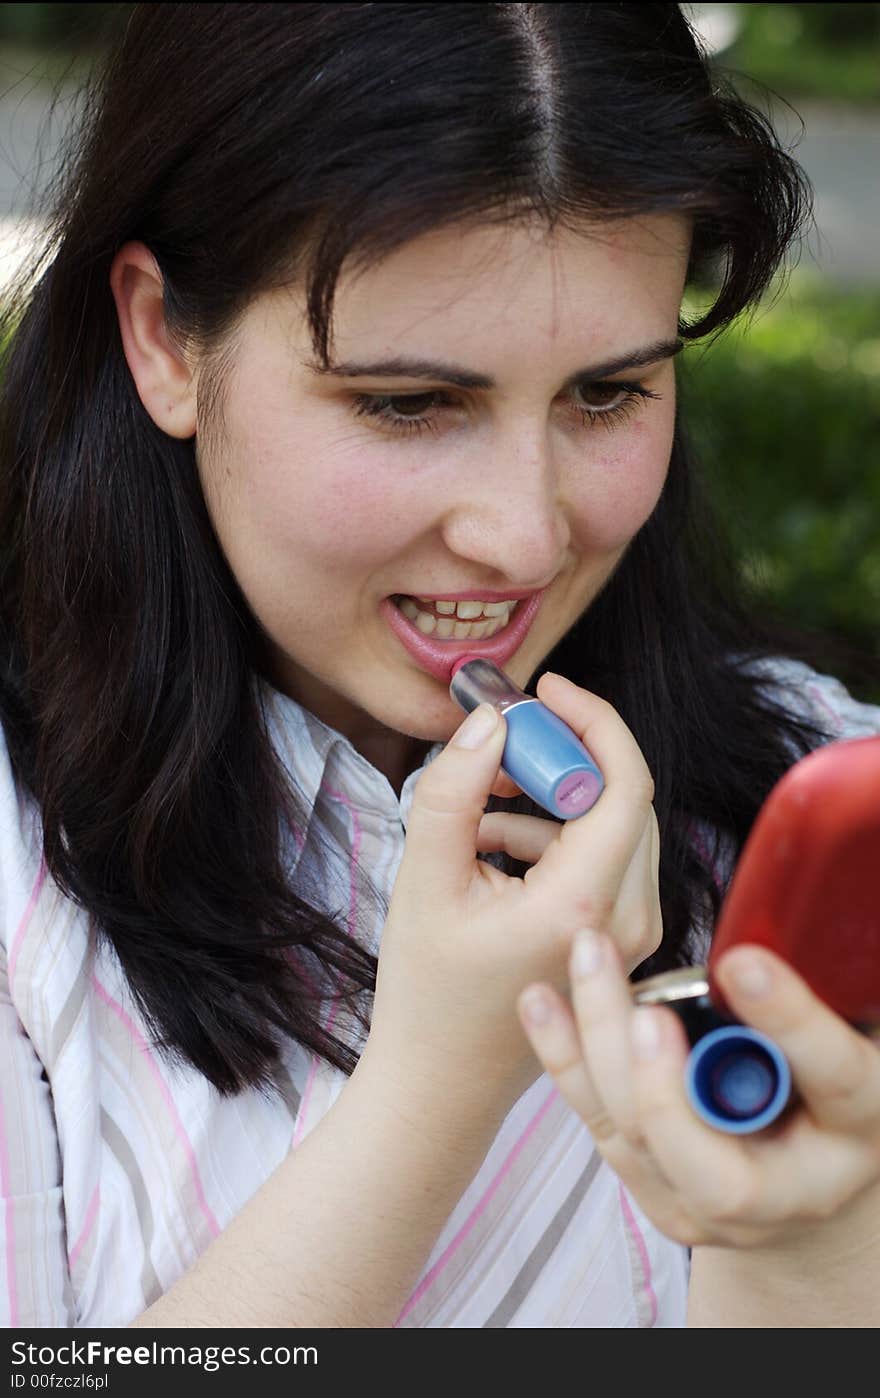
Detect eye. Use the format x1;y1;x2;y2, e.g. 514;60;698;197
350;381;662;437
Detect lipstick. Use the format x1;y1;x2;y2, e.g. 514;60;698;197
449;656;604;820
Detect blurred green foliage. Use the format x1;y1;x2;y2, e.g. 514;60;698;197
718;4;880;107
680;270;880;701
0;4;130;51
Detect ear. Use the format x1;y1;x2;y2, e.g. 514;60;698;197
109;241;197;439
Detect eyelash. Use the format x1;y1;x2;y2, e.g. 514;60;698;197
350;381;662;437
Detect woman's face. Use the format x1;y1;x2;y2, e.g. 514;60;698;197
195;215;691;780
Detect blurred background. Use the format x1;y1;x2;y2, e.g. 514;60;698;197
0;3;878;699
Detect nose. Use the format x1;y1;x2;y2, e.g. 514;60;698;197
439;430;571;587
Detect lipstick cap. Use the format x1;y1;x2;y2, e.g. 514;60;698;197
449;657;526;714
632;967;793;1135
685;1026;792;1135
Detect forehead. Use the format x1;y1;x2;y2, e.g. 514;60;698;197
320;214;691;349
239;213;692;376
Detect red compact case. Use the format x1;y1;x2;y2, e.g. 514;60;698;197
707;734;880;1025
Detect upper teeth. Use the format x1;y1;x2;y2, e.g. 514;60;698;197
415;598;514;619
396;595;517;639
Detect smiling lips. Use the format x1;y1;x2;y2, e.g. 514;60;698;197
381;589;545;683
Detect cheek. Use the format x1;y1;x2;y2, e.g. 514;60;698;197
567;415;672;551
290;462;429;560
209;417;428;577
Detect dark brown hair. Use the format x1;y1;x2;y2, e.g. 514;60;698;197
1;4;875;1094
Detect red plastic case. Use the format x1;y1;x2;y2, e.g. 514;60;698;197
707;734;880;1025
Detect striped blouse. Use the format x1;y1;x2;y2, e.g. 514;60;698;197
2;656;879;1328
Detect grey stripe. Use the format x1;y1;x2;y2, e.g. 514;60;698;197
270;1061;301;1122
297;801;351;923
100;1108;163;1307
61;1254;76;1324
306;792;389;931
482;1150;602;1328
50;952;90;1063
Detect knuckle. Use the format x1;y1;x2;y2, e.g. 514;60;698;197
806;1191;840;1224
618;1120;652;1156
591;694;617;723
412;772;485;821
817;1039;874;1103
584;1107;620;1146
660;1208;707;1250
588;697;655;800
647;916;663;956
570;892;616;931
705;1169;760;1224
707;1220;770;1250
623;916;663;965
633;773;656;807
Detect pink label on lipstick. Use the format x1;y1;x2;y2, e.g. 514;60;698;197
555;770;602;816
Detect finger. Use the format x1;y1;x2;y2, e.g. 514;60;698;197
736;1109;878;1224
628;1004;759;1220
535;671;655;800
568;929;646;1142
489;771;524;800
517;982;607;1129
524;673;656;917
713;947;880;1135
403;704;507;900
519;972;694;1236
476;810;561;864
635;1014;878;1230
605;809;662;972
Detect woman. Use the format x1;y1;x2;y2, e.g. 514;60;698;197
1;4;879;1328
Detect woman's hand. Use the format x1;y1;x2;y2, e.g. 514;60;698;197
517;931;880;1255
363;671;662;1121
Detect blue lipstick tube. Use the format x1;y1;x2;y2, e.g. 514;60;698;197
632;968;792;1135
449;657;604;820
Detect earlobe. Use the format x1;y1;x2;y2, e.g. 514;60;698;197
109;242;197;439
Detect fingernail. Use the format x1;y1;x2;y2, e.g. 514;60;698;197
520;988;553;1027
571;928;603;979
727;952;774;999
453;703;498;749
631;1007;662;1061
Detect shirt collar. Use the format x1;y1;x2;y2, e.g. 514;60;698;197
253;673;444;845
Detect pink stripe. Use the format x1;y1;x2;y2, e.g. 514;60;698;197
290;1055;320;1151
68;1182;99;1270
3;856;50;1324
7;857;48;993
90;975;221;1240
291;785;363;1150
618;1182;658;1326
0;1083;19;1326
289;821;305;856
395;1086;559;1325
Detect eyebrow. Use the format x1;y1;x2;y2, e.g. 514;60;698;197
306;338;685;390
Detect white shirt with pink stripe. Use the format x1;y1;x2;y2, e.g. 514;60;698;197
1;657;878;1327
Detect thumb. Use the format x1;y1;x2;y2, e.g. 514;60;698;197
403;703;507;900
